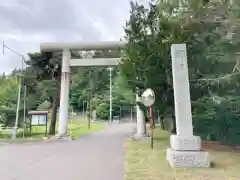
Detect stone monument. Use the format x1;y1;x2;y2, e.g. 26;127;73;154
166;44;210;168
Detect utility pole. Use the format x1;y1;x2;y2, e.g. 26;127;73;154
131;106;133;123
23;85;27;138
82;101;85;118
87;71;93;129
2;41;27;139
12;75;22;139
108;67;113;123
119;106;122;124
83;100;88;119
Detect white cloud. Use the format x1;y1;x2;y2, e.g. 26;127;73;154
0;0;133;73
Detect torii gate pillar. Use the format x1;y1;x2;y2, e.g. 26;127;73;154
58;49;71;137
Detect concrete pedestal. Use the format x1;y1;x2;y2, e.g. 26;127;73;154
51;133;73;141
170;135;201;151
167;135;210;168
134;102;147;139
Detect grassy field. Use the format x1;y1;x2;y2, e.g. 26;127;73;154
125;128;240;180
68;120;107;138
0;119;106;143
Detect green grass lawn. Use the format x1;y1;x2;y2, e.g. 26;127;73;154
68;120;106;138
125;127;240;180
0;119;106;143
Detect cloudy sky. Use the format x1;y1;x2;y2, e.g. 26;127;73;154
0;0;136;73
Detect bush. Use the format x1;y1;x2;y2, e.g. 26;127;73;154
37;101;51;110
193;97;240;144
0;106;15;126
96;102;109;120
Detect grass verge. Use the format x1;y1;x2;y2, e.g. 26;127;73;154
0;119;106;144
125;127;240;180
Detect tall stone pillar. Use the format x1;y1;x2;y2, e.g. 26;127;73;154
58;49;71;137
167;44;210;168
134;94;147;139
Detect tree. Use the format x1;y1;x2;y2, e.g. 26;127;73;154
25;52;61;135
69;50;135;120
120;0;231;131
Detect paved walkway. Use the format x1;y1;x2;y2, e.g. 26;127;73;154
0;123;134;180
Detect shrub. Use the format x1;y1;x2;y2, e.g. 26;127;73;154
37;101;51;111
96;102;109;120
193;96;240;144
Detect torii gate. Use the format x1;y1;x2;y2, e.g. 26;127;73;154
40;41;146;138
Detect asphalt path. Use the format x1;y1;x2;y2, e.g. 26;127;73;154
0;123;134;180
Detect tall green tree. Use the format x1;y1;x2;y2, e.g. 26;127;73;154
120;0;230;130
25;52;61;135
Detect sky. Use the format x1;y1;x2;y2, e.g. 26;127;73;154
0;0;135;74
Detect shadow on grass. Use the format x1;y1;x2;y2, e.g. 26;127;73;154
154;136;169;142
69;127;82;131
203;144;240;153
153;129;170;144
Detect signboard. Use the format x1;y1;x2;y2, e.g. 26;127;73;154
31;115;39;126
39;115;47;125
28;111;48;137
31;114;47;126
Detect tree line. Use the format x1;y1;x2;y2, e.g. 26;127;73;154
0;52;135;135
119;0;240;144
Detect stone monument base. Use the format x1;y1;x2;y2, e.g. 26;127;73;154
167;135;210;168
170;135;201;151
166;148;210;168
50;133;74;141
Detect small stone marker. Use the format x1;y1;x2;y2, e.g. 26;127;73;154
166;44;210;168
